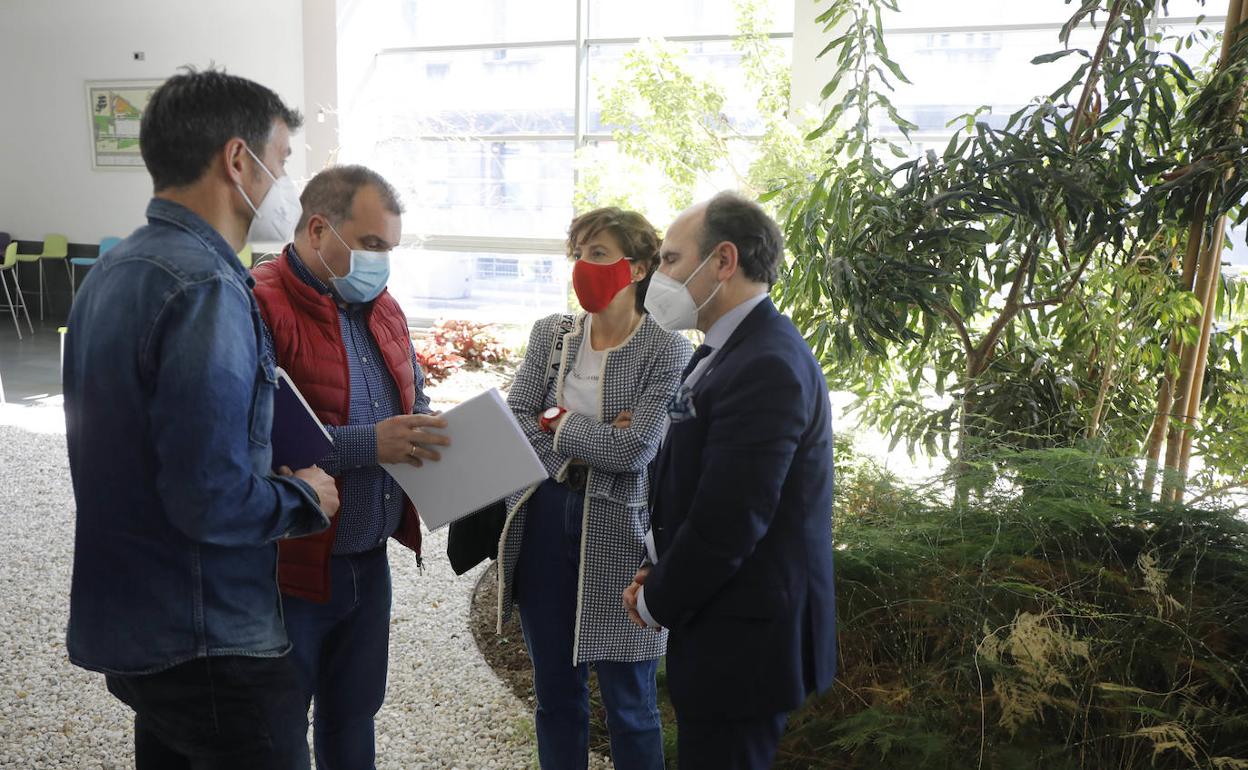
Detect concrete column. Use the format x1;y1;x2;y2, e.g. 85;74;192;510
790;0;849;121
302;0;340;173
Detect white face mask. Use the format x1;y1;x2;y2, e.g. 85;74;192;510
644;251;722;331
236;146;301;244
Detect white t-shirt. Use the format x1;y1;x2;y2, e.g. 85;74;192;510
563;316;604;418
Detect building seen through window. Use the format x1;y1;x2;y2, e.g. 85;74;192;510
337;0;792;323
338;0;1238;324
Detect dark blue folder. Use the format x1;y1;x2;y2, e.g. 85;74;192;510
271;367;334;472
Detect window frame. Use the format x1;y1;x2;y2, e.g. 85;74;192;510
351;3;1233;324
877;8;1229;152
356;0;794;323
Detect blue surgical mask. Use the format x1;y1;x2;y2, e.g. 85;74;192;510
316;221;391;304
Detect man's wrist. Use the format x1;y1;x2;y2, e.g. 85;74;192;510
287;475;318;504
328;423;378;468
644;530;658;565
636;586;661;629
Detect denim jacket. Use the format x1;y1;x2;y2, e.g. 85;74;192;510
64;198;329;675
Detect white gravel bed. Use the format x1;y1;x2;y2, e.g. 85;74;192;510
0;422;551;769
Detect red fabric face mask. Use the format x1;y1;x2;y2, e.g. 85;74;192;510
572;257;633;313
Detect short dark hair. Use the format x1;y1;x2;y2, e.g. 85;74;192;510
296;165;405;232
698;191;784;287
140;67;303;191
567;207;662;313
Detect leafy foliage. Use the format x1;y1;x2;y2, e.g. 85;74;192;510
431;318;506;368
413;319;509;385
574;0;832;224
776;443;1248;769
773;0;1248;486
411;333;463;386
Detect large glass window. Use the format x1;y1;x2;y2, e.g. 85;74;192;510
340;0;793;323
368;47;576;136
870;1;1239;269
390;0;576;46
340;0;1237;324
387;247;571;325
586;39;793;136
588;0;793;38
876;3;1230;153
373;139;575;237
1160;0;1225;19
879;26;1103;145
881;1;1094;29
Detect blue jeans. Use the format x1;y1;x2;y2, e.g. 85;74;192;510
282;547;391;770
515;479;664;770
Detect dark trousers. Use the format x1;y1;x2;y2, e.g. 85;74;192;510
282;547;391;770
515;479;665;770
677;712;789;770
104;655;309;770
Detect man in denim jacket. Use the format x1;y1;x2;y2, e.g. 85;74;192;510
63;68;339;769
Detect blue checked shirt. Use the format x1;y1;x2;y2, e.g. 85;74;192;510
263;247;432;555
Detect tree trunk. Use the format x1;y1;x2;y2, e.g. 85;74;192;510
1221;0;1247;65
1163;230;1223;501
1155;0;1246;502
1144;195;1207;497
1177;246;1225;485
953;349;988;508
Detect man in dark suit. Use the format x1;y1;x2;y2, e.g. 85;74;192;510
622;191;837;769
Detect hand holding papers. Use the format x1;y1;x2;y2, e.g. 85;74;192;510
376;413;450;466
382;389;547;530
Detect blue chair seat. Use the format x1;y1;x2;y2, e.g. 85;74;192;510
69;237;119;306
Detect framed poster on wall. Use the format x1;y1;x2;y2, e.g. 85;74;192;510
86;79;164;170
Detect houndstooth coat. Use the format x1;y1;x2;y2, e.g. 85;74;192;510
497;312;693;664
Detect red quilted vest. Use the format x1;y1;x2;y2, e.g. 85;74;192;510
252;247;422;603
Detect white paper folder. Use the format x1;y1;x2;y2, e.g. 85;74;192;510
381;388;547;531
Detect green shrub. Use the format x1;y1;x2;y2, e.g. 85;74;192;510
778;446;1248;769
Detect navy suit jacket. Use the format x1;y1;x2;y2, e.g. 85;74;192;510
646;298;836;719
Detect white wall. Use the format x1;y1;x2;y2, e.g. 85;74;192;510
0;0;306;245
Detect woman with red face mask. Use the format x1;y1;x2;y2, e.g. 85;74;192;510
497;208;694;769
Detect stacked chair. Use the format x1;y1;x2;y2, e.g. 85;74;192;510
0;233;35;339
14;234;69;321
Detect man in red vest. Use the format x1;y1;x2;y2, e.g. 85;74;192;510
252;165;449;768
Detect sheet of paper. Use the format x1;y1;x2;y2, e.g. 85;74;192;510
382;388;547;530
